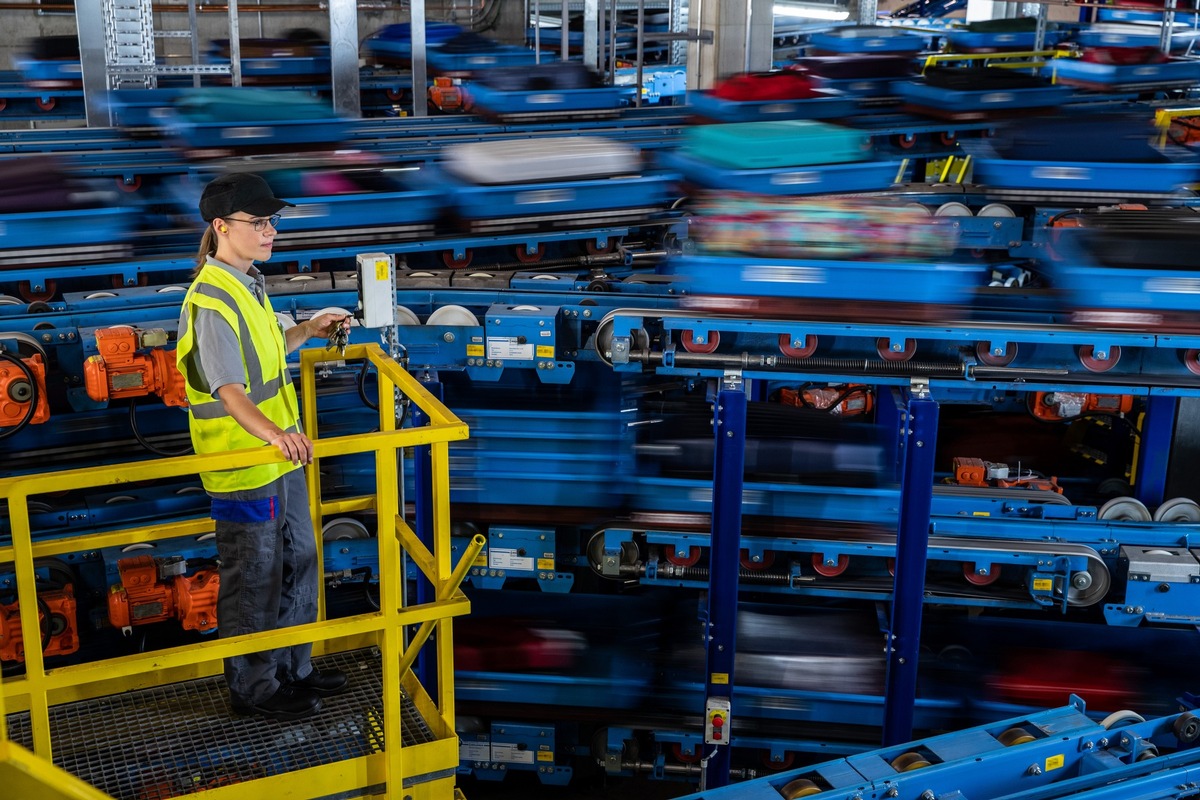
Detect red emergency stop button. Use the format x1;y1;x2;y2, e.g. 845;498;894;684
712;714;724;727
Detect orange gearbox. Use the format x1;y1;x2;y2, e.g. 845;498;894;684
0;586;79;663
84;327;187;407
107;555;220;635
0;352;50;427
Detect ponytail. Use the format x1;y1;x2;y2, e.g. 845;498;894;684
194;227;218;278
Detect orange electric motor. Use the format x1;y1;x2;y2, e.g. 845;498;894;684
107;555;220;635
83;326;187;407
0;586;79;663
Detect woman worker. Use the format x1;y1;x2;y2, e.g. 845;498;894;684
177;172;350;721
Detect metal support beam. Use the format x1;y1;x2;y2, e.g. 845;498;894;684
411;380;442;690
412;0;429;116
77;0;109;127
1135;395;1177;508
883;383;938;746
329;0;361;118
701;374;747;791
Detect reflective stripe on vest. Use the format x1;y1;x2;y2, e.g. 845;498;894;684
177;263;300;493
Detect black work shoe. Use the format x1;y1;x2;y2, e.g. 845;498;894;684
232;684;322;721
291;667;349;697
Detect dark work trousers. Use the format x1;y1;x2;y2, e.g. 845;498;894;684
210;468;318;706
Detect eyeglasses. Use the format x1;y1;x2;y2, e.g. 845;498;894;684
224;214;281;232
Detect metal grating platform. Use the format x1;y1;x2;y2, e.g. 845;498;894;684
5;649;438;799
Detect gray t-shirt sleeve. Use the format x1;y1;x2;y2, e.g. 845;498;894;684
189;307;247;397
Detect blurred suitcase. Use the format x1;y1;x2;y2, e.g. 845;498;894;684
711;70;819;101
478;62;602;91
991;112;1164;162
923;65;1047;90
441;136;641;184
174;87;334;122
684;120;870;169
0;156;83;212
792;55;914;79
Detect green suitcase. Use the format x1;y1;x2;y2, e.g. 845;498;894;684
683;120;871;169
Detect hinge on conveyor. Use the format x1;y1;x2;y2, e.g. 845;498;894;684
910;377;930;399
721;372;744;393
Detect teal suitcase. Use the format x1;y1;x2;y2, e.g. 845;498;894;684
683;120;871;169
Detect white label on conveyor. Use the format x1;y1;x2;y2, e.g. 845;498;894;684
1030;166;1091;181
981;92;1015;104
490;547;535;572
1145;277;1200;294
492;743;536;764
460;742;489;761
761;103;798;114
223;126;272;139
515;188;575;206
741;265;826;284
1134;66;1161;76
487;337;535;360
528;93;566;104
771;171;821;186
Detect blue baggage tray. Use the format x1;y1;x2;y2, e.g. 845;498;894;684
205;55;332;78
1051;57;1200;87
896;80;1070;111
1097;8;1164;22
436;169;678;219
270;189;441;231
1074;25;1200;50
1055;258;1200;314
808;27;927;54
13;57;81;84
106;88;186;127
662;150;900;195
661;254;984;306
972;158;1200;192
466;83;631;115
427;44;540;72
944;30;1039;50
1;207;130;250
811;75;907;97
686;89;858;122
166;114;353;148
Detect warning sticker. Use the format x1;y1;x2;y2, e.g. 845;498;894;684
487;337;534;360
492;743;535;764
490;548;534;571
460;741;489;761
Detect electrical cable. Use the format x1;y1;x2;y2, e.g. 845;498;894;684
128;400;193;457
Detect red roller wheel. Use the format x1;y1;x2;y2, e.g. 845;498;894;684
963;562;1001;586
442;250;473;269
811;553;849;577
1078;344;1121;373
895;132;917;149
779;333;818;358
740;550;775;571
877;337;917;361
0;99;7;112
514;243;546;263
663;545;701;567
886;557;896;577
385;87;405;101
761;751;796;771
681;329;720;353
975;341;1017;367
939;131;958;146
35;97;57;111
18;279;56;303
1183;349;1200;376
585;237;615;255
116;175;142;192
671;743;701;764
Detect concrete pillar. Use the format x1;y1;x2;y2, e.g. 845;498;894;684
687;0;774;90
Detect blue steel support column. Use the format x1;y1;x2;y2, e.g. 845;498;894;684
410;379;443;689
703;375;747;790
1134;395;1176;508
883;384;938;746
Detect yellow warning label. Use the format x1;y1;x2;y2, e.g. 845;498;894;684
1032;578;1053;591
375;260;390;281
474;553;487;567
1045;754;1064;771
537;558;555;570
537;751;554;762
536;345;555;358
972;511;991;517
467;344;485;357
711;673;729;685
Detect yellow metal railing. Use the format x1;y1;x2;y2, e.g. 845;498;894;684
0;343;476;800
921;49;1073;75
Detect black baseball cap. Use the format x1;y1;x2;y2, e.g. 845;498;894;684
199;173;295;221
